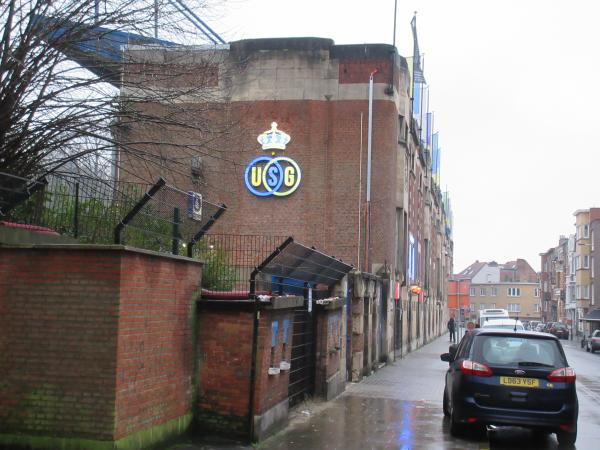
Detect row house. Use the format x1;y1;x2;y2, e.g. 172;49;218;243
454;259;540;322
539;236;569;323
541;208;600;337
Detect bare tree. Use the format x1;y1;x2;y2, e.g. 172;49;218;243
0;0;234;184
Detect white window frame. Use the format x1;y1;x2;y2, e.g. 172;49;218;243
479;303;486;310
491;287;497;296
534;288;540;297
469;287;475;297
507;287;521;297
508;303;521;312
480;287;486;296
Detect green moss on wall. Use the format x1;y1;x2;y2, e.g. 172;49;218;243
0;413;193;450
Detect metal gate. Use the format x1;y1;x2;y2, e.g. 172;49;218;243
288;303;316;407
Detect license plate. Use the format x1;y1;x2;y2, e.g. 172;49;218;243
500;376;539;388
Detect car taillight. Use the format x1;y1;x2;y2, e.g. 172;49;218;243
460;360;492;377
547;367;576;383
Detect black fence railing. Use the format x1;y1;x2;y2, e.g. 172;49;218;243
1;171;226;255
191;233;289;296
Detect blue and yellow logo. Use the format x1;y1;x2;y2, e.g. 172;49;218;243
244;123;302;197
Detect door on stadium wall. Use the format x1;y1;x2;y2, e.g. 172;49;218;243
276;278;316;407
288;297;316;407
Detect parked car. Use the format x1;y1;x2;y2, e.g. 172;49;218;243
548;323;569;340
481;319;524;331
586;330;600;353
535;323;546;332
440;329;578;446
543;322;556;333
529;320;540;331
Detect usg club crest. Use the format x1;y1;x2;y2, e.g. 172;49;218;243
244;122;302;197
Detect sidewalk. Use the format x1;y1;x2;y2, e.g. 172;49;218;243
169;335;456;450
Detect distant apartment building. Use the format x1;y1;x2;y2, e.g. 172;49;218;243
455;259;541;322
573;208;600;335
540;236;569;323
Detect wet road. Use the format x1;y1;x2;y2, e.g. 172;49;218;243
178;335;600;450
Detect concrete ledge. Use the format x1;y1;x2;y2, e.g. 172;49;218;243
253;398;289;441
316;297;345;310
264;296;304;310
0;243;203;264
0;412;193;450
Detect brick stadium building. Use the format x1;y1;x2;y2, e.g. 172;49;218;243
119;38;453;338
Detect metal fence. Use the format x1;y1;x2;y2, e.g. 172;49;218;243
1;171;226;255
192;233;289;295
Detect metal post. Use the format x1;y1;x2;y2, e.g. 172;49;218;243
73;182;80;239
172;207;180;255
114;177;166;245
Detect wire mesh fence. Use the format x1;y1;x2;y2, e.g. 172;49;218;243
191;233;289;296
1;171;226;254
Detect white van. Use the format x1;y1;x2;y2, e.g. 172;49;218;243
479;308;509;327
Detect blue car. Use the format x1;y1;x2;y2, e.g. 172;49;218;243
441;329;578;446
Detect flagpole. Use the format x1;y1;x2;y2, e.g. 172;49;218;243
393;0;398;49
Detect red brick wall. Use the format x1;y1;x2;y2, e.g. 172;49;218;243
253;309;294;413
114;252;201;439
0;247;120;439
195;305;294;438
0;246;202;443
124;98;400;273
196;307;254;436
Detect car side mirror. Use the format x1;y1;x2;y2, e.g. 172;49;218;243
440;353;453;362
449;344;458;357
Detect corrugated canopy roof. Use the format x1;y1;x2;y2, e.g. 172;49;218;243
257;238;352;287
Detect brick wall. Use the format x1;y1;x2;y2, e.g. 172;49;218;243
0;247;120;439
0;245;202;447
195;301;298;440
196;306;254;436
253;309;294;414
114;251;201;439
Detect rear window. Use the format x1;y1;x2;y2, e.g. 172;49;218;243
472;335;565;368
481;324;524;330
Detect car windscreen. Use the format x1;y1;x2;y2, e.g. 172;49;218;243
472;335;565;368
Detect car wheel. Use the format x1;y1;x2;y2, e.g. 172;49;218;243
449;403;464;437
443;387;450;417
556;428;577;446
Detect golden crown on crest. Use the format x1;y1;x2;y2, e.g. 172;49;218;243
257;122;291;151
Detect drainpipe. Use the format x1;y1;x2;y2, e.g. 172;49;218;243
365;69;378;272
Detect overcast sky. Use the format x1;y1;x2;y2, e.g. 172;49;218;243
215;0;600;273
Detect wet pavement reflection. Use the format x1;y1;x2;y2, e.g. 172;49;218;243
176;336;600;450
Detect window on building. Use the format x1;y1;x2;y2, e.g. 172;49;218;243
398;115;407;143
584;224;589;238
469;287;476;296
480;287;486;296
508;303;521;312
490;303;496;309
584;254;590;269
534;288;540;297
469;303;475;312
479;303;486;310
507;287;521;297
584;284;591;299
491;287;497;296
535;304;541;313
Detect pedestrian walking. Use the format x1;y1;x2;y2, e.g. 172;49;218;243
447;316;456;343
